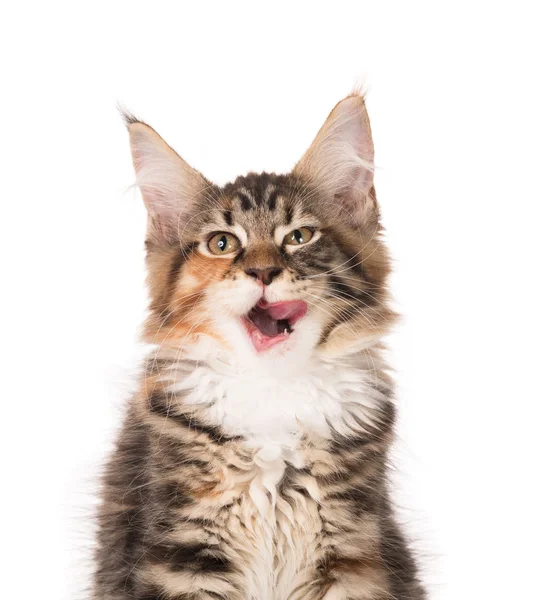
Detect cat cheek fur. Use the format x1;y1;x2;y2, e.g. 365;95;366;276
93;94;426;600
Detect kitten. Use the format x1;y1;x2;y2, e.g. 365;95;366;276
93;93;426;600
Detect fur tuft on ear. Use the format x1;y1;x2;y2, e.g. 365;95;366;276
118;104;143;128
293;92;376;226
122;111;208;243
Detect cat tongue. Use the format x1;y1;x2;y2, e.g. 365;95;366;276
249;300;308;338
250;309;280;337
245;301;308;351
259;300;307;324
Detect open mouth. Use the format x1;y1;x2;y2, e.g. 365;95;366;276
242;299;307;352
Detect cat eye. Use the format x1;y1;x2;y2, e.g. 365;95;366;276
283;227;314;246
207;232;240;255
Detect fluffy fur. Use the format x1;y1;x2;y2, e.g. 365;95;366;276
93;94;426;599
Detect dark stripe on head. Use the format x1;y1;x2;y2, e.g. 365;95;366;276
237;192;252;211
266;188;280;211
251;172;270;205
285;204;294;225
223;210;233;226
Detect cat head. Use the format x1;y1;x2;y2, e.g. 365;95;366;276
125;94;395;370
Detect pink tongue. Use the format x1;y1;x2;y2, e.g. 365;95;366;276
246;300;308;352
261;300;307;324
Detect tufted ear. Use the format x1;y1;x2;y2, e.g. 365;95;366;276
123;112;209;243
293;93;376;226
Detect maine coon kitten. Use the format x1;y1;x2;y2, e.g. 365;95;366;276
93;93;426;600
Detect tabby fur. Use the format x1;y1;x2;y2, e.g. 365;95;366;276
93;93;426;600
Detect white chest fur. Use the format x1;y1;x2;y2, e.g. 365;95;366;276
237;471;323;600
168;352;379;449
161;348;385;599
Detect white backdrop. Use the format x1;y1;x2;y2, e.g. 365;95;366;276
2;2;533;599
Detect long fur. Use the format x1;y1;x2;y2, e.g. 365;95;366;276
93;94;426;600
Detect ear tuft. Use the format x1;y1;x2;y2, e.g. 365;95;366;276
123;114;208;243
293;92;377;226
117;104;143;128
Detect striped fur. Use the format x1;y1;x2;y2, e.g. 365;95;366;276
93;94;426;599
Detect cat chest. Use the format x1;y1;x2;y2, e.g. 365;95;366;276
230;450;323;600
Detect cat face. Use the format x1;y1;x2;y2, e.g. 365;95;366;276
126;94;395;365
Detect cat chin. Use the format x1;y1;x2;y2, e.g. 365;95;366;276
193;311;324;377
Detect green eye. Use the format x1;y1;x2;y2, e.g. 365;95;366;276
283;227;314;246
207;232;240;255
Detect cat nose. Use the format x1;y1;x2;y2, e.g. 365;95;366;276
245;267;282;286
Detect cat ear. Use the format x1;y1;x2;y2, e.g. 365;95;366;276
293;93;376;226
124;113;208;243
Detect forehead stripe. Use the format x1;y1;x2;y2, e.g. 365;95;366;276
266;188;280;211
223;210;233;226
236;192;252;211
285;204;294;225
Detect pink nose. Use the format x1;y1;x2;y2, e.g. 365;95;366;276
245;267;282;286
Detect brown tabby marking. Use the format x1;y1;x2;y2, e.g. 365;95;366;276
93;94;426;600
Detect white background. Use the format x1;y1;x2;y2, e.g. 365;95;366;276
2;2;533;599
